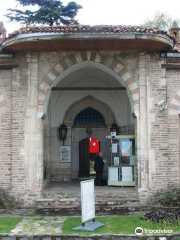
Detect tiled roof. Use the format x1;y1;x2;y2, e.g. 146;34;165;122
7;25;174;40
167;58;180;63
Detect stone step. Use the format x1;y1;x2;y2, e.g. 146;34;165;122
37;198;139;206
37;203;141;216
39;184;139;215
37;199;139;206
42;193;138;199
36;197;140;215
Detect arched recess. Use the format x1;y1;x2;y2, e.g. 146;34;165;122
37;52;139;116
64;95;115;127
168;87;180;187
64;96;114;180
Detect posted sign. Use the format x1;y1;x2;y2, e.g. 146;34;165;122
81;179;95;223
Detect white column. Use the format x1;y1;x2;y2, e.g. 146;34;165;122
25;53;43;191
137;52;149;190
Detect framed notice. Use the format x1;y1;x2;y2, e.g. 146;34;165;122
122;166;133;181
60;146;71;162
114;157;119;167
112;143;118;153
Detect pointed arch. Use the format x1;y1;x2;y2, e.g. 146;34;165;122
64;96;114;126
37;52;139;115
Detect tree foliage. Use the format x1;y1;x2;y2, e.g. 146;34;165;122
141;11;180;31
5;0;82;26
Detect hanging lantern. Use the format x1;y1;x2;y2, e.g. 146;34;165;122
59;123;68;145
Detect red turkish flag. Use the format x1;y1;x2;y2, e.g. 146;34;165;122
89;138;100;153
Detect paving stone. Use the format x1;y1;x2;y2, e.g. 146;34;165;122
10;216;67;234
1;238;16;240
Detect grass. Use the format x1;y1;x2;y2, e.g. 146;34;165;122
0;215;180;235
0;217;23;233
62;215;180;235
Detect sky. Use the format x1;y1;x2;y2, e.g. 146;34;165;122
0;0;180;34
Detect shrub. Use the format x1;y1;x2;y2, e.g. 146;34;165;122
0;188;16;209
141;210;180;225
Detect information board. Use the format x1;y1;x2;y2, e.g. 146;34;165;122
60;146;71;162
81;179;95;223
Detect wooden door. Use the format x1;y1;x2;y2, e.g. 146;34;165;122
79;138;90;178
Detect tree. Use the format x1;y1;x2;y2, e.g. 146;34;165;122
141;11;180;31
5;0;82;26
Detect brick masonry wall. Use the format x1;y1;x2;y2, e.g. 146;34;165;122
11;57;28;194
138;53;180;204
0;53;43;205
148;53;168;191
138;52;180;204
0;66;12;189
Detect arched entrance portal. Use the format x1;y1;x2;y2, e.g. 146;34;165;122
42;59;136;184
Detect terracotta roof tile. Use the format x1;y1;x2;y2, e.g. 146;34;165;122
167;58;180;63
7;24;174;40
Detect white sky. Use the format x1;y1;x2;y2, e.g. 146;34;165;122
1;0;180;34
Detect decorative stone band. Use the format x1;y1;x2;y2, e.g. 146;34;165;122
37;52;139;114
168;89;180;116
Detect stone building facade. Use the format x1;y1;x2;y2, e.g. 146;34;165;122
0;24;180;205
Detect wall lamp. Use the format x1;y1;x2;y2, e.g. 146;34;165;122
59;123;68;146
110;121;119;135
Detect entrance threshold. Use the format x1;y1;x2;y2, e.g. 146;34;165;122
79;176;95;181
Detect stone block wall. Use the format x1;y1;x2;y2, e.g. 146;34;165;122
0;53;43;205
0;233;179;240
138;53;180;204
148;53;169;191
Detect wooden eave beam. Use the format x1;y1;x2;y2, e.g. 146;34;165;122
162;64;180;69
52;87;126;91
0;64;19;69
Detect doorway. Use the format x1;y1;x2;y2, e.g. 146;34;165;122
79;138;90;178
79;138;100;178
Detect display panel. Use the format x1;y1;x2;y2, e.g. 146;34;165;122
121;140;132;156
81;179;95;223
121;166;133;181
108;135;135;186
108;167;119;181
